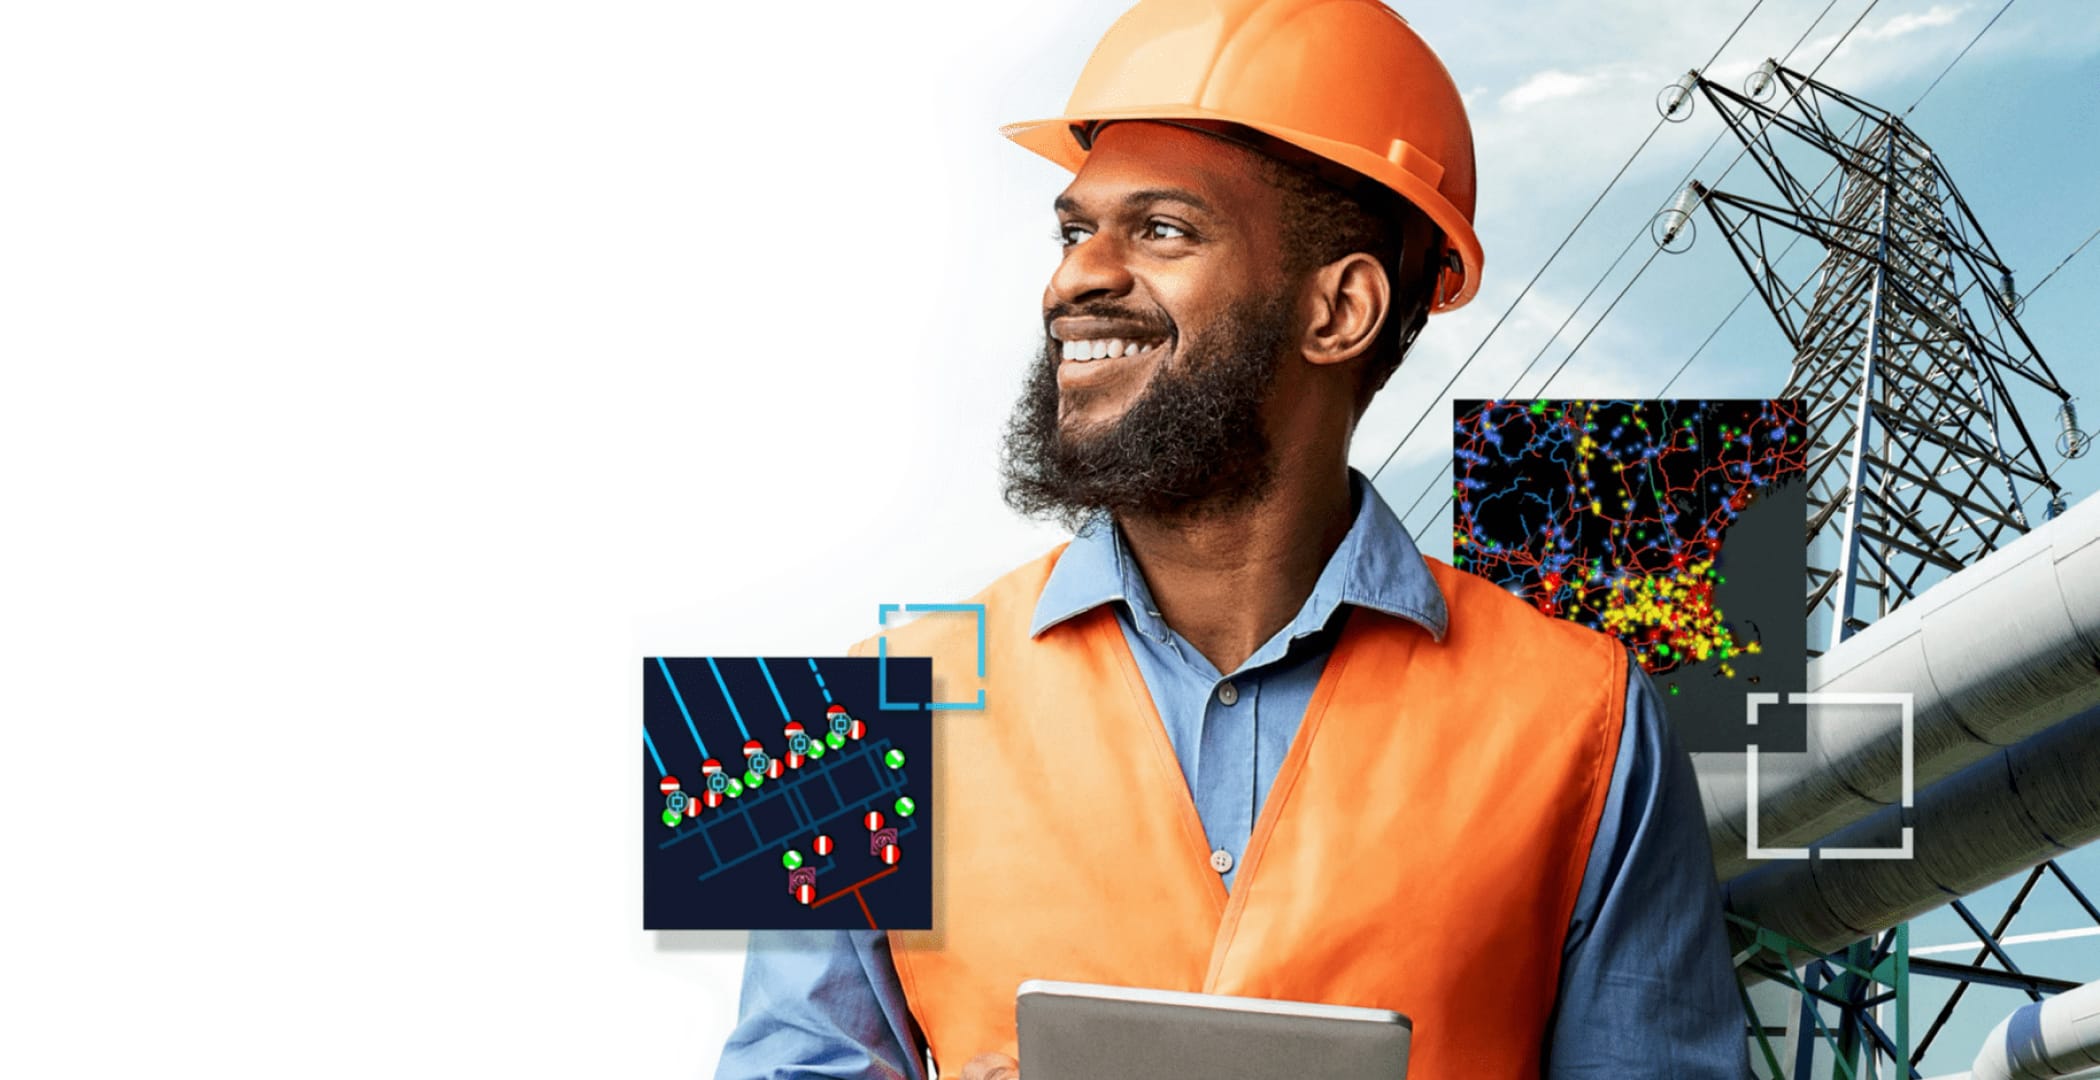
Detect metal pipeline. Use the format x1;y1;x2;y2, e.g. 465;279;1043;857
1723;701;2100;956
1971;979;2100;1080
1699;492;2100;883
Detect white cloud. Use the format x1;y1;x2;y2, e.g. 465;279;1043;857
1857;3;1969;42
1811;2;1978;63
1500;68;1606;112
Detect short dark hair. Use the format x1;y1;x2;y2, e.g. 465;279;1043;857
1255;155;1443;410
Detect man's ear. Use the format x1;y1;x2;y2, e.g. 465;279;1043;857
1300;252;1391;369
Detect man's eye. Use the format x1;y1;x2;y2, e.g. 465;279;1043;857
1145;221;1188;240
1056;224;1094;247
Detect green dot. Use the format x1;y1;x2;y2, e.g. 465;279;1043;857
725;778;744;798
807;740;826;760
661;809;682;827
885;749;906;769
782;850;803;871
826;731;846;749
894;796;916;818
745;769;763;788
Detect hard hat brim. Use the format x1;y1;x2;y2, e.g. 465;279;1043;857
1002;109;1483;313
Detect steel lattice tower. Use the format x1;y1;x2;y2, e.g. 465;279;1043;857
1661;63;2085;654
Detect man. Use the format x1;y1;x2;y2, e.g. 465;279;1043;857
718;0;1743;1075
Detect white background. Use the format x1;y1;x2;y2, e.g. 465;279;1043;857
5;2;2095;1077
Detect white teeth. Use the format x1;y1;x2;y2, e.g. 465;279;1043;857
1061;337;1164;361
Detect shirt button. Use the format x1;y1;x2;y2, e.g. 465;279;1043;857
1209;848;1235;874
1217;681;1240;706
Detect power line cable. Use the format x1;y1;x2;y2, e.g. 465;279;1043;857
2026;222;2100;299
1535;0;1881;396
1656;0;2029;397
1660;285;1758;396
1364;0;1772;485
1401;0;1884;535
1905;0;2016;116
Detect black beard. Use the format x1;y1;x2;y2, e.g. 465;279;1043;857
999;294;1291;531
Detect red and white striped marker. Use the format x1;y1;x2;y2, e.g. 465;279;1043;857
795;883;815;905
784;721;805;737
743;739;763;759
684;796;701;819
702;790;723;809
786;751;805;769
848;719;866;740
881;843;900;866
659;776;680;795
813;834;833;856
827;704;847;718
864;811;884;832
700;758;722;777
766;757;784;780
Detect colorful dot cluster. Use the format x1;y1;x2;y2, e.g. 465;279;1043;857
1593;557;1764;673
1452;399;1808;679
779;798;916;904
656;706;869;828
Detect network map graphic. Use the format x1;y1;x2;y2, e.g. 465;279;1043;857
643;656;931;930
1451;399;1809;751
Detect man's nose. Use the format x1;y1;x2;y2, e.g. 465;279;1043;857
1048;232;1134;307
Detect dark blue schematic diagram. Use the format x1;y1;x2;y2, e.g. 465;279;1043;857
643;656;931;930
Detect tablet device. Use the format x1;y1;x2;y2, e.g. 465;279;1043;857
1016;979;1411;1079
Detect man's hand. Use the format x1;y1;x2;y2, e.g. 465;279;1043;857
959;1053;1020;1080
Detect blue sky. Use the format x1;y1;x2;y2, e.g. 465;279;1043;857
1359;0;2100;533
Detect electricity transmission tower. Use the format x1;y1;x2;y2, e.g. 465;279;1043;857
1659;61;2087;655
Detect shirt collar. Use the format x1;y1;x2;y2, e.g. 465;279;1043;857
1028;468;1450;647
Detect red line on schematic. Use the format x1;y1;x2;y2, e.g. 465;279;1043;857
810;864;903;928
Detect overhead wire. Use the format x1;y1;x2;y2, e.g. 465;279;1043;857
1904;0;2016;116
1363;0;1771;486
2025;222;2100;300
1656;0;2027;398
1398;0;1881;534
1532;0;1881;397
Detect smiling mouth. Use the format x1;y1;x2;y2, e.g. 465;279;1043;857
1058;336;1168;363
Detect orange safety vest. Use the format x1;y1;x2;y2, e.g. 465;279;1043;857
853;544;1628;1078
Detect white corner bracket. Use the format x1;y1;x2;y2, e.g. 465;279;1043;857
1745;691;1915;861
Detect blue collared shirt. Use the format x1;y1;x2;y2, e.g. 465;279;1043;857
719;470;1743;1078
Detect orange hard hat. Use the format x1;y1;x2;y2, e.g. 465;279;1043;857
1002;0;1482;312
